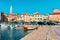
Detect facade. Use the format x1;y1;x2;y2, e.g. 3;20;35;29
0;12;7;22
19;14;24;22
5;6;20;22
4;6;49;22
44;15;48;20
33;12;45;22
29;14;34;22
8;14;19;22
0;12;1;22
4;6;60;22
49;14;60;22
49;9;60;22
23;13;30;22
19;13;34;22
5;14;20;22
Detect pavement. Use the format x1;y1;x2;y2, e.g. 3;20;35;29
21;25;49;40
20;25;60;40
50;27;60;40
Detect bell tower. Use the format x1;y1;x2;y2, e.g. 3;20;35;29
10;6;12;14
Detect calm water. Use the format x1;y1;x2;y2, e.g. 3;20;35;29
0;24;33;40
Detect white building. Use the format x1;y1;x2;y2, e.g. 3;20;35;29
19;14;24;22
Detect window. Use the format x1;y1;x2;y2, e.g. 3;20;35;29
35;18;37;20
40;18;42;20
38;15;39;17
38;18;39;20
35;15;37;17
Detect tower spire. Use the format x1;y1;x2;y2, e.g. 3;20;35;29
10;6;12;14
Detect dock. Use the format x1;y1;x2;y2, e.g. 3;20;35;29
20;25;60;40
20;25;49;40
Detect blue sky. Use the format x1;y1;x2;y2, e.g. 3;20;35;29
0;0;60;14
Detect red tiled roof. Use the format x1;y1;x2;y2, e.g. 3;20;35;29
52;12;60;15
9;14;20;16
23;13;29;16
34;12;40;15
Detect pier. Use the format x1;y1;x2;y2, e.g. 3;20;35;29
21;25;60;40
21;25;49;40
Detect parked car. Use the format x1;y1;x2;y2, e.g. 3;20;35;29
37;21;45;25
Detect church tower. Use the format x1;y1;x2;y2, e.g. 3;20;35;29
10;6;12;14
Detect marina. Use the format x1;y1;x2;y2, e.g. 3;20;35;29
0;23;35;40
0;0;60;40
0;23;60;40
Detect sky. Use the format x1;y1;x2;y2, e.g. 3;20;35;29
0;0;60;14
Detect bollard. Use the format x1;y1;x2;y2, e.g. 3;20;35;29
24;27;28;32
35;27;38;30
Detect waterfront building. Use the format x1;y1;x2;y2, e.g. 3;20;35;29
4;14;9;21
5;6;20;22
0;12;7;22
49;9;60;22
8;14;19;22
4;6;60;22
43;15;49;21
33;12;45;22
7;6;13;22
0;12;1;22
23;13;30;22
19;13;34;22
19;14;24;22
29;14;34;22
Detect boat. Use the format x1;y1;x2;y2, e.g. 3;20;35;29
13;25;24;30
27;27;38;30
27;28;35;30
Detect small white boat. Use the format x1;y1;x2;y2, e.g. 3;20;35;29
27;26;38;30
14;25;23;30
0;23;8;29
27;28;35;30
14;27;23;29
9;25;14;29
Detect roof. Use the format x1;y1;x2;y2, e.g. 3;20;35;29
33;12;40;15
52;8;60;15
23;13;29;15
51;12;60;15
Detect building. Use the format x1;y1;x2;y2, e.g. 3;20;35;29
4;14;9;21
10;6;12;14
49;9;60;22
8;14;19;22
18;14;24;22
5;6;20;22
33;12;46;22
18;13;34;22
29;14;34;22
0;12;8;22
23;13;30;22
43;15;49;20
0;12;1;22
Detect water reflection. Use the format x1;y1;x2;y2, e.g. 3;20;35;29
0;24;33;40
